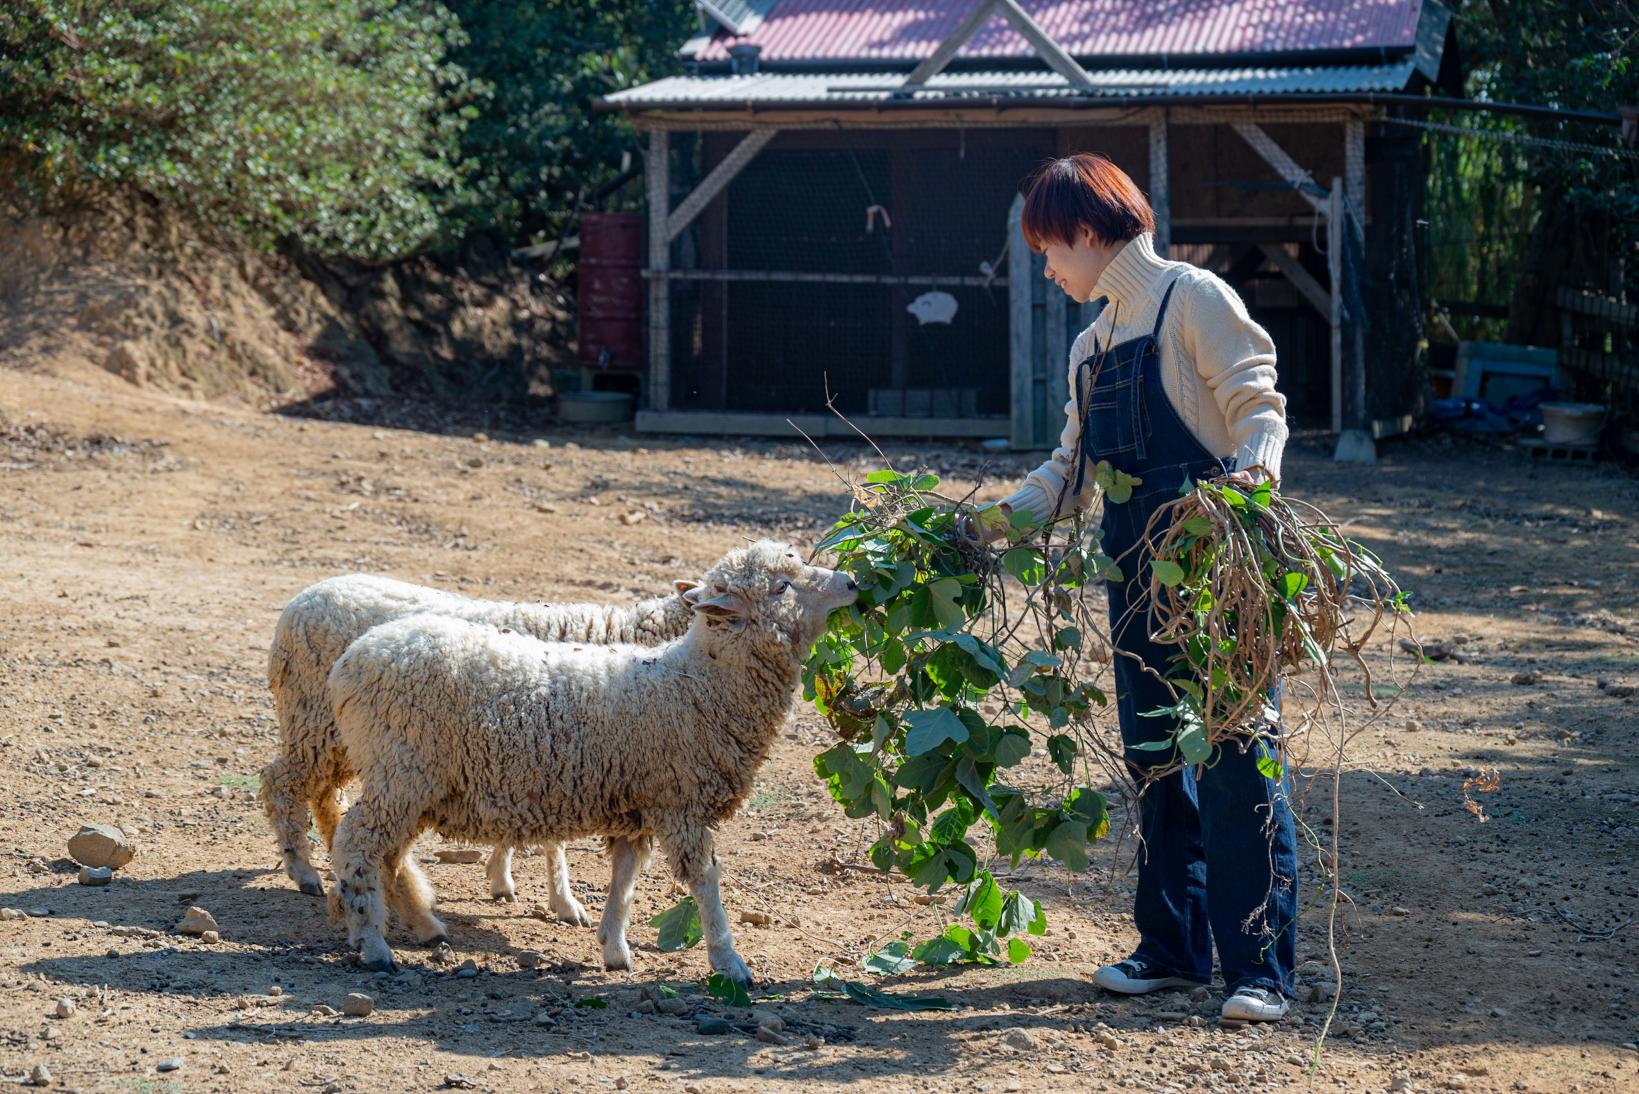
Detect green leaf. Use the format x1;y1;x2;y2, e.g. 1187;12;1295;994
999;890;1046;938
1151;560;1186;587
928;577;965;630
903;707;969;756
957;873;1005;930
1044;821;1090;872
1280;571;1309;599
812;965;958;1011
650;897;702;951
865;469;904;485
574;996;608;1008
1176;720;1212;765
1006;937;1033;964
1053;627;1082;651
910;473;940;491
863;940;918;975
1181;516;1214;536
1047;734;1077;775
706;972;752;1007
1001;547;1046;585
993;730;1031;769
910;935;969;966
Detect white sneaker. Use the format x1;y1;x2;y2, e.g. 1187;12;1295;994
1091;958;1204;995
1221;986;1290;1022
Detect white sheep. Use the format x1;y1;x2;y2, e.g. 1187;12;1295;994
259;573;697;919
324;541;857;981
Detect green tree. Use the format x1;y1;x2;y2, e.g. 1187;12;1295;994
1429;2;1639;341
442;0;696;244
0;0;477;259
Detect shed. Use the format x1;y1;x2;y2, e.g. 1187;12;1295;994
598;0;1462;460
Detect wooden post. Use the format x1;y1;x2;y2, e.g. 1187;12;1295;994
1328;180;1343;435
1008;193;1035;449
1345;120;1366;224
646;128;671;412
1331;175;1376;463
1149;111;1170;256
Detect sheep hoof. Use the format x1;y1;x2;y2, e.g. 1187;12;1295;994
553;900;591;927
425;934;449;949
359;938;396;973
712;954;754;990
298;878;325;897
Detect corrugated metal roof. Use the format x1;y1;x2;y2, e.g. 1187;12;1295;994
689;1;1427;64
605;62;1418;107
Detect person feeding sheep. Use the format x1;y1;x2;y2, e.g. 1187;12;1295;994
977;152;1296;1022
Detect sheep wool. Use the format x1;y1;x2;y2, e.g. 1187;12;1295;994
325;541;858;981
259;573;697;913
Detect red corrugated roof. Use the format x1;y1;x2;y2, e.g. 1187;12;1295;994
692;1;1426;63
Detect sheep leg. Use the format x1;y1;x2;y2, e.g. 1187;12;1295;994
311;784;346;851
597;835;652;971
544;842;591;926
258;755;326;897
657;823;752;988
388;852;448;946
486;844;517;902
328;800;407;973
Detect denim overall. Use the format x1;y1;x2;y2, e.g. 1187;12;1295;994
1074;278;1297;996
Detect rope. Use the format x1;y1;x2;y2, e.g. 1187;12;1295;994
1380;115;1639;161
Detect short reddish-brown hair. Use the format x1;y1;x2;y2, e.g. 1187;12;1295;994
1021;153;1155;251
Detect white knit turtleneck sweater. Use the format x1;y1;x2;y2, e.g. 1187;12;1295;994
1001;232;1289;525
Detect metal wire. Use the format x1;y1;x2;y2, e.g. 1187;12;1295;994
1380;115;1639;161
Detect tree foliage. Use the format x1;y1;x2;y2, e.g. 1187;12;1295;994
443;1;695;244
0;0;477;259
1428;2;1639;339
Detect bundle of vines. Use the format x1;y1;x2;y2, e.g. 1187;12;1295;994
801;463;1418;970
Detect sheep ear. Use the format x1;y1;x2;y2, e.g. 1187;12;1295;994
691;591;750;620
676;580;702;604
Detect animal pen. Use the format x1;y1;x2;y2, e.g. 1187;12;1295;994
599;0;1461;460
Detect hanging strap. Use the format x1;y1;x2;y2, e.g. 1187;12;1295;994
1069;338;1102;500
1151;275;1182;339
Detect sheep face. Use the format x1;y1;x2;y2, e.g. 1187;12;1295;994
688;541;857;654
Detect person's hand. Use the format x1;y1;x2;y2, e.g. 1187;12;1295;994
1223;466;1273;489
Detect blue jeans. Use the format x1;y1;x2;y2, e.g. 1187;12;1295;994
1105;479;1299;995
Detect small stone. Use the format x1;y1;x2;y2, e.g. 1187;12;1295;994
1189;985;1211;1002
0;908;24;921
342;992;374;1017
25;907;51;918
1388;1079;1412;1093
156;1058;183;1073
533;1010;556;1026
1358;1010;1380;1024
175;906;217;935
28;1063;51;1087
434;848;484;864
755;1025;787;1045
1490;1006;1506;1018
199;930;220;944
53;997;75;1019
311;1004;339;1016
656;996;690;1017
472;432;489;444
77;866;113;887
739;911;771;925
1094;1029;1121;1050
756;1015;785;1035
517;950;545;970
1403;719;1423;732
455;959;479;978
1447;1075;1468;1090
696;1015;735;1035
1510;671;1540;686
615;1079;629;1091
269;985;283;996
1389;906;1411;917
443;1075;477;1090
1005;1029;1039;1050
1604;683;1636;698
68;824;135;869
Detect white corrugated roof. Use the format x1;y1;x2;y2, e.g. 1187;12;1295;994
605;62;1417;108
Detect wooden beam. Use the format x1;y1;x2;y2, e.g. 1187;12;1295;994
1230;122;1327;213
665;128;776;243
1008;192;1036;450
635;410;1009;438
1257;243;1329;317
902;0;1000;91
1149;112;1170;255
1345;119;1366;226
901;0;1094;93
644;268;1005;287
995;0;1094;89
646;128;671;412
1327;180;1342;433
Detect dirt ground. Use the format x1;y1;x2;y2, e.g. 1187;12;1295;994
1;362;1635;1094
